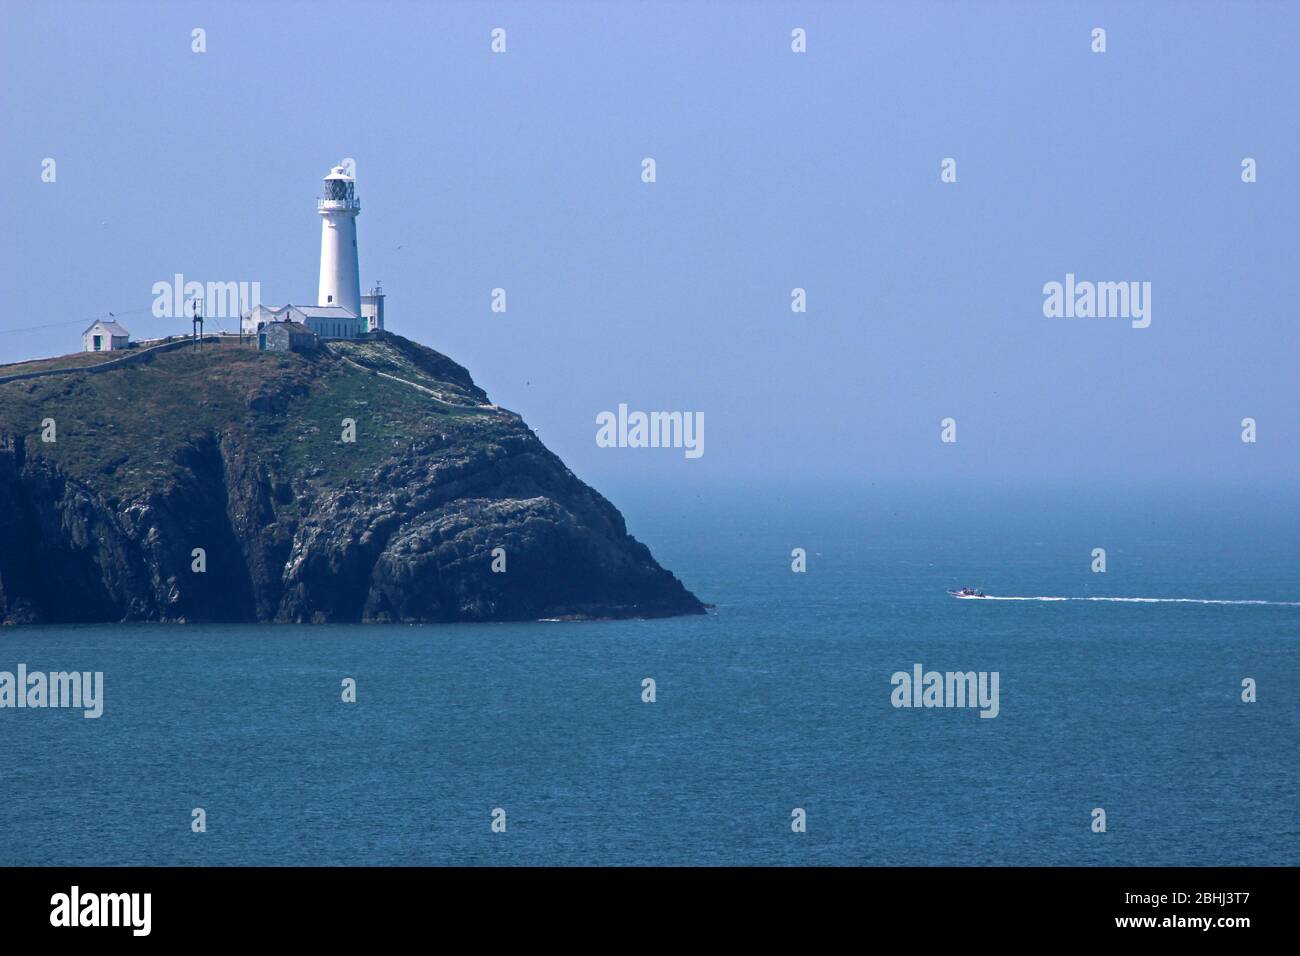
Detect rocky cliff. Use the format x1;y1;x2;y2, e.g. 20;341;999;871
0;333;704;624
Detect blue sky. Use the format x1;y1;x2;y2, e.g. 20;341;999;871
2;1;1296;489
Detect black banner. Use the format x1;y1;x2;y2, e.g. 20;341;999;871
0;866;1284;941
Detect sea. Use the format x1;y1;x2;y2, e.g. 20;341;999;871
1;482;1295;866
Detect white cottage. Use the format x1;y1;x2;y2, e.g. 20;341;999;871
83;320;130;352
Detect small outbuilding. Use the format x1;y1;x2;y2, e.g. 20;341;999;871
83;320;130;352
258;321;320;353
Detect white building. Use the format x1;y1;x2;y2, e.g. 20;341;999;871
243;304;363;340
83;320;129;352
242;162;387;341
361;282;385;333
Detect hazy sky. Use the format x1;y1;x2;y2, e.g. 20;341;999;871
3;1;1296;489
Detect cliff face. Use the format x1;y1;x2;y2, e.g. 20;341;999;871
0;333;703;624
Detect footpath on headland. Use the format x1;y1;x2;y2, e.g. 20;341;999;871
0;335;230;387
327;347;502;413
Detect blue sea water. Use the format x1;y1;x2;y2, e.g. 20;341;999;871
0;483;1295;866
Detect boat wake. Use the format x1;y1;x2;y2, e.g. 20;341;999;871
975;595;1300;606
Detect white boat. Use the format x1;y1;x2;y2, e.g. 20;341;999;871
948;587;987;599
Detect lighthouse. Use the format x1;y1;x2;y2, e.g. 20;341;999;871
241;162;384;344
317;162;362;317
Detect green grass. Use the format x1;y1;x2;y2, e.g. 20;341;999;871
329;337;487;405
0;351;122;376
0;336;501;497
273;361;465;484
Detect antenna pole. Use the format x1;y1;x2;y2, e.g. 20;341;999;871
192;299;204;351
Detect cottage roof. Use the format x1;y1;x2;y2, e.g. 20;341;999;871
82;320;129;336
292;305;359;320
245;304;358;321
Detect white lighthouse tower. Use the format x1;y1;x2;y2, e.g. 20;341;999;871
317;162;362;317
241;162;382;344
